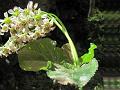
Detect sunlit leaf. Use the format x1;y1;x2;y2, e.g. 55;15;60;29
81;43;97;64
47;58;98;90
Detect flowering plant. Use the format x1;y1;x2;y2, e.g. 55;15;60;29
0;1;54;57
0;1;98;90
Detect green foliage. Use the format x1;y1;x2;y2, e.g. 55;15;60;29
88;8;104;22
18;38;69;71
47;58;98;89
17;2;98;90
81;43;97;64
47;13;80;66
0;1;54;57
102;11;120;20
0;1;98;90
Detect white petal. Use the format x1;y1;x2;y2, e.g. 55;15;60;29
0;19;4;22
18;7;23;12
13;6;18;11
4;12;8;17
34;3;38;9
41;14;48;19
28;23;34;28
35;26;40;31
43;18;49;23
0;32;4;35
27;1;33;10
8;9;14;14
37;8;41;13
22;28;26;33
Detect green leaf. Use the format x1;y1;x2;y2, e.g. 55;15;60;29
81;43;97;64
18;38;69;71
47;58;98;90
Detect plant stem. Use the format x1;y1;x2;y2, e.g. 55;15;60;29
49;14;79;66
40;11;80;66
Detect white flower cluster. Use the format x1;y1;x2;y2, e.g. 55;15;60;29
0;1;54;57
